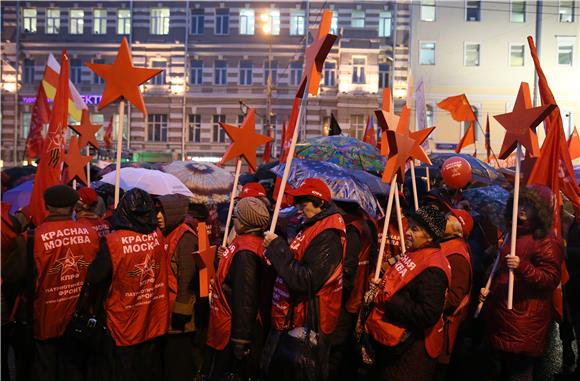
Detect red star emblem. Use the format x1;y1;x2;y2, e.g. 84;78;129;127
68;109;101;149
296;10;337;98
63;136;92;186
194;222;216;298
219;108;273;171
382;129;415;184
376;88;401;155
409;127;435;165
494;82;555;159
85;37;162;115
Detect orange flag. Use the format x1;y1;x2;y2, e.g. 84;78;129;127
437;94;476;122
29;50;70;226
455;121;476;153
103;115;114;149
567;126;580;160
362;115;377;146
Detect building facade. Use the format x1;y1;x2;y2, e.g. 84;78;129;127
409;0;579;159
1;0;412;167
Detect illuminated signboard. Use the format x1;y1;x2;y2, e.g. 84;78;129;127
21;94;103;105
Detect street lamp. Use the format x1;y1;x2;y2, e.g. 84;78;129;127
260;11;275;155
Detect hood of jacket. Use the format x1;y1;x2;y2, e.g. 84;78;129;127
110;188;158;234
158;194;190;234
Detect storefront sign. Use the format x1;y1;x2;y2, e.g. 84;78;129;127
21;94;102;105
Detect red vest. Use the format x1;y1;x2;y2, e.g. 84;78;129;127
77;216;111;238
105;228;170;346
365;247;452;358
345;217;373;314
164;223;196;310
271;213;346;334
207;234;266;350
440;238;472;355
33;219;100;340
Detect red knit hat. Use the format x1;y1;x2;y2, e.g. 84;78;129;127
239;182;266;199
78;187;99;206
286;178;331;202
450;209;474;237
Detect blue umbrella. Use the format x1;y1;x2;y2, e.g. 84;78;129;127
462;185;509;230
270;159;382;217
3;180;33;213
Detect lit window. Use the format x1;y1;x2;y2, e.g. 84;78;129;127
466;1;481;22
191;9;204;34
23;59;35;84
71;59;83;84
421;0;436;21
558;37;575;66
464;43;480;66
46;8;60;34
378;12;392;37
330;13;338;34
290;61;303;86
240;61;253;85
214;61;227;85
117;9;131;35
290;10;305;36
351;114;365;139
23;8;37;32
22;113;31;139
511;1;526;22
509;44;525;66
378;63;389;88
93;59;105;84
93;9;107;34
215;9;230;35
420;42;436;65
151;8;170;35
239;8;255;35
212;114;226;143
191;60;203;85
559;1;575;23
352;57;366;84
147;114;168;142
151;61;166;85
323;62;336;87
189;114;201;143
351;10;365;28
264;60;278;85
69;9;84;35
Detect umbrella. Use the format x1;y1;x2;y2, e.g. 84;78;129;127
2;166;36;189
2;180;33;213
295;136;386;175
462;185;509;230
415;153;509;187
162;161;234;204
348;169;390;196
270;159;382;218
100;167;193;198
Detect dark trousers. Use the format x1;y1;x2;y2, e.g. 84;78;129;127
374;339;437;381
496;351;535;381
32;336;89;381
163;333;196;381
2;322;34;381
112;337;162;381
328;308;359;381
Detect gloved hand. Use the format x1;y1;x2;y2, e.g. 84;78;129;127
171;313;190;331
232;341;250;360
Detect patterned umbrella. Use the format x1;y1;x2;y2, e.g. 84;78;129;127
270;159;382;218
462;185;510;230
163;161;234;204
295;136;386;175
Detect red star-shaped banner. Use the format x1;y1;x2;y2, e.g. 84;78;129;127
194;222;216;298
409;127;435;165
494;82;555;159
63;136;92;185
68;109;101;149
219;108;273;171
382;129;415;184
376;88;401;155
85;37;162;115
296;10;337;98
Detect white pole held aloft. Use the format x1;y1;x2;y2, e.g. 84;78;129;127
86;146;91;186
426;167;431;191
114;100;125;208
222;158;242;248
507;144;521;310
409;160;419;210
373;175;398;282
394;182;407;254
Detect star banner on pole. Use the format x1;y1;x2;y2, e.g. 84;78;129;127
68;109;101;149
63;136;92;185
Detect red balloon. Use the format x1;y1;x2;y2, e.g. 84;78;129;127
442;156;472;189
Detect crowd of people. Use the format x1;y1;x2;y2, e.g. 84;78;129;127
1;170;579;381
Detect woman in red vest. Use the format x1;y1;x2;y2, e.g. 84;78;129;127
205;196;271;380
263;178;346;381
366;205;451;381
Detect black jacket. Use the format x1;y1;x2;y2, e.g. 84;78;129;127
266;203;343;296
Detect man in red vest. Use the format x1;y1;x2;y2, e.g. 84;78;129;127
366;205;451;381
84;188;170;381
155;194;198;381
76;187;111;238
206;196;271;380
263;178;346;381
437;209;473;377
31;185;100;381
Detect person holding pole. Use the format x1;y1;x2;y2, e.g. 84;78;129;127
479;185;563;381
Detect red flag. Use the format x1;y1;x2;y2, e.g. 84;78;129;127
567;126;580;160
280;97;301;162
455;121;476;153
103;115;114;149
29;50;70;226
437;94;476;122
362;115;377;146
262;140;271;164
485;114;491;163
26;83;51;162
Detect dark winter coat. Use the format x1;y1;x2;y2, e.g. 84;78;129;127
484;233;563;357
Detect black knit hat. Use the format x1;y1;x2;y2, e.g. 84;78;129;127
44;185;79;208
409;205;446;241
